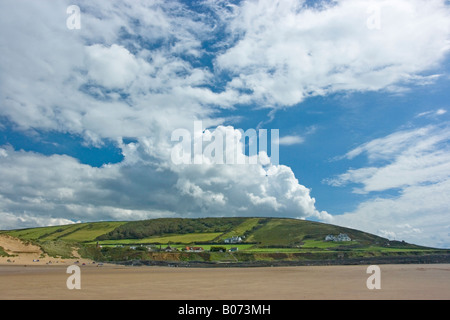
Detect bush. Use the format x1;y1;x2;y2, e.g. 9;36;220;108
210;246;227;252
0;246;11;257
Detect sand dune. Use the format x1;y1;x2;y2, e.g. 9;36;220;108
0;234;48;264
0;234;92;266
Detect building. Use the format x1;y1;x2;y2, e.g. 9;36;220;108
164;245;178;252
224;236;243;244
325;233;351;242
185;246;204;252
337;233;351;241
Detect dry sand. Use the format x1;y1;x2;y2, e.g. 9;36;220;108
0;263;449;300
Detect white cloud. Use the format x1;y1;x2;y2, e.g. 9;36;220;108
216;0;450;107
0;211;77;231
342;128;430;161
331;180;450;248
0;132;331;230
328;124;450;247
328;125;450;192
0;0;220;139
85;44;149;89
0;117;330;229
2;0;450;137
278;135;305;146
416;108;448;118
168;125;330;220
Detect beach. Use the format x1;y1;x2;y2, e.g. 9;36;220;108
0;263;448;300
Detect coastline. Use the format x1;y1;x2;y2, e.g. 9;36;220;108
114;253;450;268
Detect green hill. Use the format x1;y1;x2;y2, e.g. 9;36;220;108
1;217;447;264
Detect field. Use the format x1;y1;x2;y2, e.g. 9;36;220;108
5;222;126;242
216;218;262;241
93;232;223;245
1;217;448;264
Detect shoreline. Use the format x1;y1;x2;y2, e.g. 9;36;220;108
114;253;450;268
2;252;449;268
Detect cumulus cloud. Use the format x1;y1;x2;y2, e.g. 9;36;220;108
0;129;331;230
0;0;219;139
85;44;149;89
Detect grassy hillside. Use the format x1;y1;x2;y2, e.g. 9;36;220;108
246;218;387;246
96;218;247;240
4;221;126;243
0;217;427;247
2;217;446;263
216;218;263;241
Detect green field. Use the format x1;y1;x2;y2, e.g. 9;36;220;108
216;218;262;241
301;239;356;248
175;244;255;251
245;247;304;253
93;232;223;245
5;221;126;243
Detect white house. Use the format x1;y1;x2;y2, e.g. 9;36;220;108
325;233;351;242
337;233;351;241
224;236;243;244
185;246;204;252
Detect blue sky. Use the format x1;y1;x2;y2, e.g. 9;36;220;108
0;0;450;248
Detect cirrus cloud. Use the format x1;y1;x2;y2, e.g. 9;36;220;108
327;124;450;247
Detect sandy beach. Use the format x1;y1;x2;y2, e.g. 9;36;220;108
0;263;448;300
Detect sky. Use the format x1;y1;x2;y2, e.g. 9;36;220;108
0;0;449;248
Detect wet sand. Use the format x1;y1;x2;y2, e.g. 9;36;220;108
0;263;449;300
